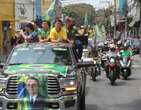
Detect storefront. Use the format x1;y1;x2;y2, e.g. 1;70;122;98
0;0;15;54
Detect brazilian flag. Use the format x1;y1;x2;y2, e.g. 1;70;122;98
17;75;31;110
43;0;58;24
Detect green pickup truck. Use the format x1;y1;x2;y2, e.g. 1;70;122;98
0;43;92;110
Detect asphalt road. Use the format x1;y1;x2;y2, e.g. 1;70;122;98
86;55;141;110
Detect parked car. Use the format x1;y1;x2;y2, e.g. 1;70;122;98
0;43;92;110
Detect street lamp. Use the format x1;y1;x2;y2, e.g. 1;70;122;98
31;0;35;20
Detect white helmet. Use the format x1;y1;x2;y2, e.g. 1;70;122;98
117;40;122;45
109;43;115;49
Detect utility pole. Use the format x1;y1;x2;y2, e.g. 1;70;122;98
32;0;35;20
114;0;117;38
124;0;128;39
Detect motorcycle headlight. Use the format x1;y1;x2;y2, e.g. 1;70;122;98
110;58;115;63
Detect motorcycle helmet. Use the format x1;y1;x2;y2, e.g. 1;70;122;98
117;40;122;47
104;41;108;46
123;43;128;50
109;43;115;52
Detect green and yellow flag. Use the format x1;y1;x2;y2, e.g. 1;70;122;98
43;0;58;24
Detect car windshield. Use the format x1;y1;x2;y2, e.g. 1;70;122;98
8;46;72;65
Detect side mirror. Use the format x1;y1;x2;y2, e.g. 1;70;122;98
0;63;5;69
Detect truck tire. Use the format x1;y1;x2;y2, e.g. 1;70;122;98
77;87;85;110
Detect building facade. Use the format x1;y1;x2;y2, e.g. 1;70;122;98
128;0;141;36
0;0;15;54
0;0;42;54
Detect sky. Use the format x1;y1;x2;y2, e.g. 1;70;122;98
61;0;112;10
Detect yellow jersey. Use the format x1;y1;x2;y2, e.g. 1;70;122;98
49;27;67;41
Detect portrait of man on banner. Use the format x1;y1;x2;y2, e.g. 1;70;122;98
17;76;47;110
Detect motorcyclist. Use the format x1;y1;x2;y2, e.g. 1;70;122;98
106;43;117;59
115;40;123;53
119;43;133;58
118;43;133;79
105;43;120;77
102;41;109;52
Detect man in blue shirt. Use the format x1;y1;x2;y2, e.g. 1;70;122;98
20;23;39;43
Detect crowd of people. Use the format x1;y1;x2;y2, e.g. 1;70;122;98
10;16;141;61
11;18;89;45
10;17;91;59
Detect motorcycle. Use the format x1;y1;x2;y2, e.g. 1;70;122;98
100;52;108;70
90;58;101;81
119;57;132;80
105;56;119;85
81;49;101;81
